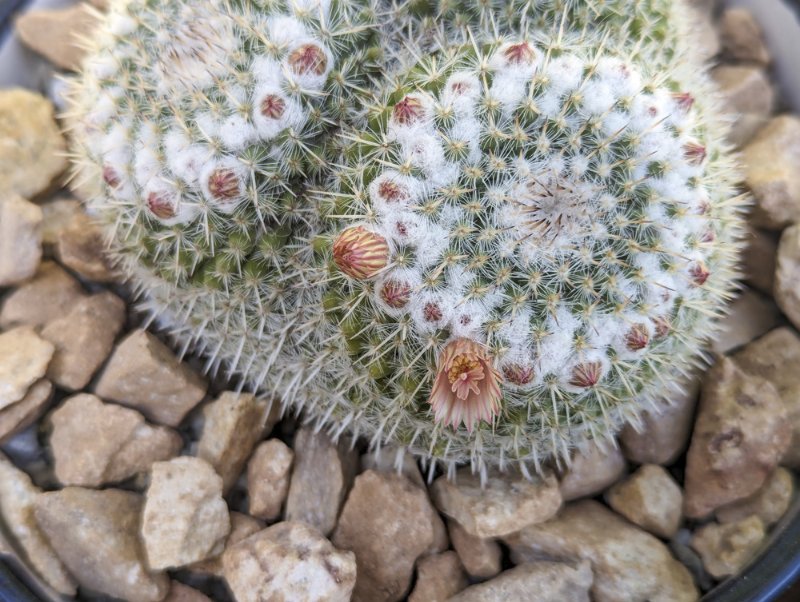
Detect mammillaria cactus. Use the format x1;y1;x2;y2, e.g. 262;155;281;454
69;0;745;475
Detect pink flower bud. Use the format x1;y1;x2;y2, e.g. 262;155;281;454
570;362;603;388
684;141;707;165
503;363;534;385
260;94;286;119
332;227;389;280
380;279;412;309
288;43;328;75
624;323;650;351
393;96;425;125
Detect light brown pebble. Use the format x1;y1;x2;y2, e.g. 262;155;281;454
361;446;425;489
15;4;101;71
691;516;766;579
606;464;683;539
246;439;293;521
332;470;436;602
40;291;126;390
684;357;791;519
711;291;782;354
0;195;42;286
505;500;698;602
408;551;467;602
94;329;207;427
719;8;771;65
431;467;561;539
0;380;53;445
285;427;358;536
742;228;778;295
0;262;85;329
0;327;54;411
163;582;212;602
223;521;356;602
717;467;794;526
447;519;502;580
34;487;169;602
141;457;230;570
559;441;627;501
54;212;117;282
40;198;81;247
188;511;263;578
0;89;66;199
447;561;594;602
776;224;800;333
49;393;182;487
712;65;775;148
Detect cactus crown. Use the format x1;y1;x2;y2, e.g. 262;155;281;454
69;0;745;475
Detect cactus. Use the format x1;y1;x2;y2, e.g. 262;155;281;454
69;0;745;475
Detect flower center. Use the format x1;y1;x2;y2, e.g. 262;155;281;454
447;355;481;384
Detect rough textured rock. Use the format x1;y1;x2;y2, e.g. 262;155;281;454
361;446;425;488
0;327;54;411
449;561;593;602
15;4;101;71
711;291;782;354
744;115;800;229
0;262;85;329
712;65;774;148
246;439;293;521
606;465;683;539
684;357;791;519
0;379;53;445
94;329;207;427
40;291;125;390
776;224;800;333
332;470;436;602
734;327;800;468
0;89;66;198
505;501;698;602
54;212;116;282
0;195;42;286
189;512;263;578
142;457;230;570
742;228;778;295
447;519;502;580
691;516;766;579
719;8;771;65
717;467;794;526
620;380;699;466
431;468;561;538
224;521;356;602
408;551;467;602
34;487;169;602
0;453;76;596
197;392;273;493
559;442;627;501
285;427;358;536
164;582;212;602
40;198;81;246
49;394;182;487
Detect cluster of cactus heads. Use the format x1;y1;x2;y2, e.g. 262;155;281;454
69;0;746;475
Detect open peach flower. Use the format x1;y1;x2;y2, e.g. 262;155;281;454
427;338;503;432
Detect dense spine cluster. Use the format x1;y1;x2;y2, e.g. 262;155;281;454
70;0;746;475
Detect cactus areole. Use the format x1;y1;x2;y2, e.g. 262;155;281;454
70;0;746;475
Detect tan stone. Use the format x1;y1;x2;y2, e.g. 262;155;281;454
744;115;800;229
94;329;207;426
620;379;699;465
40;198;81;246
246;439;293;521
742;228;778;295
0;379;53;445
684;357;791;519
717;467;794;526
55;212;117;282
606;465;683;539
711;290;782;354
163;582;212;602
776;224;800;332
0;262;85;329
34;487;169;602
142;457;230;570
733;327;800;468
0;195;42;286
431;467;561;539
712;65;774;148
0;89;66;198
505;501;698;602
15;4;101;71
0;453;76;595
361;446;425;488
224;521;356;602
408;551;467;602
448;561;593;602
691;516;766;579
447;519;502;580
197;392;274;492
559;442;627;501
719;8;771;65
188;512;263;578
40;291;126;390
49;394;182;487
332;470;436;602
0;327;54;410
285;427;358;536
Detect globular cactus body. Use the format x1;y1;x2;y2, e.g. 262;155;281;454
70;0;746;475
